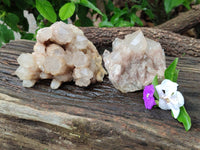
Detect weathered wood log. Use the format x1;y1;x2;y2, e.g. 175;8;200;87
0;40;200;149
156;4;200;33
80;27;200;57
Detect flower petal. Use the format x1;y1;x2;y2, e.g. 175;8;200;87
143;85;156;110
156;79;183;119
159;98;170;110
170;91;184;107
171;107;180;119
167;100;179;111
160;79;178;97
156;84;164;98
167;100;180;119
176;91;184;107
145;97;156;109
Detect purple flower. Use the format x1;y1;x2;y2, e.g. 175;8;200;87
143;85;156;110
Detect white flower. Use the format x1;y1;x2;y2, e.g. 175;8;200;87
156;79;184;119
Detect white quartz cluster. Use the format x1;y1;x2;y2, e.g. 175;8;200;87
15;21;106;89
103;30;166;93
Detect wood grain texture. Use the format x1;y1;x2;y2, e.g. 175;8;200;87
0;40;200;150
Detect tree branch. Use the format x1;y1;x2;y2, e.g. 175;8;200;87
155;4;200;33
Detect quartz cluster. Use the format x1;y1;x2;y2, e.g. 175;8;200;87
103;30;166;93
15;21;106;89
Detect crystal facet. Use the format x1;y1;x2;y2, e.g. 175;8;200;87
15;21;106;89
103;30;166;93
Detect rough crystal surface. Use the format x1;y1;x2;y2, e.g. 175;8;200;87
15;21;106;89
103;30;166;93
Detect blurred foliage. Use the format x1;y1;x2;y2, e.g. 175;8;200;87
99;0;150;27
0;0;199;47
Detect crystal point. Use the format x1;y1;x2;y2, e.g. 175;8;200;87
16;21;106;89
103;30;166;93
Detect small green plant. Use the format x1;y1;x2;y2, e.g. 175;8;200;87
0;0;198;47
35;0;103;24
0;0;34;47
164;0;193;14
99;0;154;27
0;23;14;47
145;58;191;131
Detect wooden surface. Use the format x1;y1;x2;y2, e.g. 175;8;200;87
0;40;200;150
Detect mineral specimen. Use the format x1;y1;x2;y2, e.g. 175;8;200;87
103;30;166;93
15;21;106;89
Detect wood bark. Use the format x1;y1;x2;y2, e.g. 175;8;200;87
0;40;200;149
80;27;200;57
156;4;200;33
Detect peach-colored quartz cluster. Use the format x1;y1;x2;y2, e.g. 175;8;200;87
103;30;166;93
15;21;106;89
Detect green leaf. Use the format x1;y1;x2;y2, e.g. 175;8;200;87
15;0;35;10
164;58;179;82
144;9;155;19
99;15;113;27
37;14;44;22
164;0;184;14
79;0;103;16
110;14;120;25
0;24;14;47
71;0;80;3
0;11;6;20
21;32;34;40
183;0;192;9
131;5;143;12
76;5;93;26
107;0;115;11
77;4;89;19
77;17;93;26
2;0;10;7
115;20;133;27
155;100;159;106
74;19;81;26
152;75;159;100
173;69;180;82
36;0;57;23
99;20;113;27
25;0;35;7
173;106;191;131
110;9;127;25
130;14;143;26
4;13;19;31
59;2;75;20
